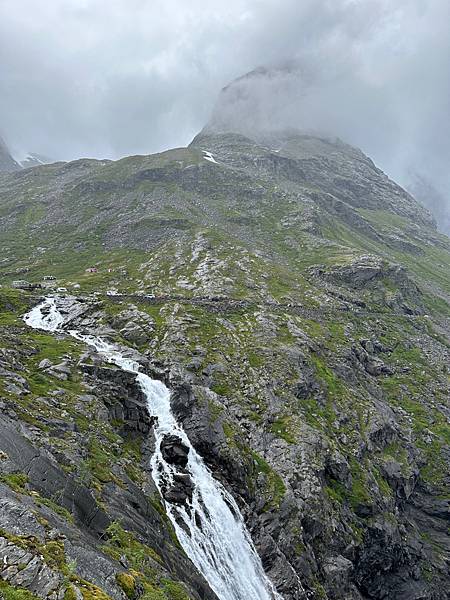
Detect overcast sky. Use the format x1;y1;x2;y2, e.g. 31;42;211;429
0;0;449;227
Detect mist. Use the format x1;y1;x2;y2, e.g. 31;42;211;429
0;0;449;231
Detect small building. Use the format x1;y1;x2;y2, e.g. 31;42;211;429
43;275;56;281
85;267;98;273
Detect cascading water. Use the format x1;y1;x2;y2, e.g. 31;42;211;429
24;296;283;600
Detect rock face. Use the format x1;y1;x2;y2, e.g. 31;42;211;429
0;77;449;600
159;435;193;505
160;434;190;467
0;304;217;600
0;135;20;173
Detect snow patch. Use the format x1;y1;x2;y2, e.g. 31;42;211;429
203;151;219;164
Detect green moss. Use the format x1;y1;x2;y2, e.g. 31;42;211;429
325;479;346;504
0;473;29;494
116;572;137;599
64;585;78;600
270;416;297;444
326;459;373;510
102;522;162;576
210;380;233;397
35;496;74;523
311;355;345;399
311;578;327;599
70;579;112;600
348;459;372;510
0;289;31;325
84;438;115;485
41;540;66;570
161;580;190;600
141;586;166;600
294;541;306;556
0;529;68;575
249;450;286;509
372;467;393;497
0;580;41;600
247;350;265;368
382;443;410;474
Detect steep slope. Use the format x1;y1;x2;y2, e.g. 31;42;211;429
0;127;449;600
0;136;20;173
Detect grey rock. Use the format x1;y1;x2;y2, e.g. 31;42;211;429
160;434;189;467
39;358;53;370
0;496;46;540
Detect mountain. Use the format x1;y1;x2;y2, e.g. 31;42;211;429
0;89;449;599
408;173;450;236
0;135;53;172
19;152;54;169
0;135;21;173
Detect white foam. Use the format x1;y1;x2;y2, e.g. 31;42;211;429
24;298;283;600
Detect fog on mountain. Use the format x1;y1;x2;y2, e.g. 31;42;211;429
0;4;449;600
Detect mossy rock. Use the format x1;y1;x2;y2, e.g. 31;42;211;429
116;572;137;599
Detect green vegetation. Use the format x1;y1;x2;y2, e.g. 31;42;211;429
102;522;162;572
269;416;297;444
1;127;449;598
83;437;116;486
34;496;74;523
0;473;29;494
0;580;41;600
116;572;137;599
249;450;286;509
104;524;191;600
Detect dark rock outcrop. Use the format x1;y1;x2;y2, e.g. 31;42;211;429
160;434;190;468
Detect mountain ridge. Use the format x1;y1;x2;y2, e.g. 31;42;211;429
0;120;449;600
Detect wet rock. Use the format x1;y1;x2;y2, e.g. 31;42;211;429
80;363;154;434
160;434;189;467
163;473;194;505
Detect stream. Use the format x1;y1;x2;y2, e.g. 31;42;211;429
24;296;282;600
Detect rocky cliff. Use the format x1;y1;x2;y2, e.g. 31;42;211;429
0;136;20;173
0;114;449;600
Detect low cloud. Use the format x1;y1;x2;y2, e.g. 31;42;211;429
0;0;448;230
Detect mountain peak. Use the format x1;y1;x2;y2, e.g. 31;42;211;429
203;65;306;137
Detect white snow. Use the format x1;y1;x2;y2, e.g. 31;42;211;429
203;150;219;164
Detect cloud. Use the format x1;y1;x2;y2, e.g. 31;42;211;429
0;0;448;230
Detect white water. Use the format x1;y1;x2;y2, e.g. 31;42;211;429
24;297;282;600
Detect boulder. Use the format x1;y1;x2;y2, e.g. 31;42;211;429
160;435;190;468
163;473;194;505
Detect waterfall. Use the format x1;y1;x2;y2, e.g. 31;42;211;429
24;296;283;600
